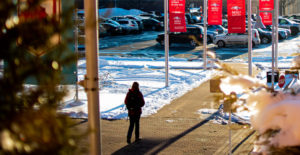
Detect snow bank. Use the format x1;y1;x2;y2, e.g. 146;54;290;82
249;93;300;147
99;8;145;18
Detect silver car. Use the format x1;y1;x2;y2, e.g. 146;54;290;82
116;19;139;34
213;29;261;48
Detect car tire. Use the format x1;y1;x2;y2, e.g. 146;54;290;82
217;41;225;48
207;36;212;43
159;40;165;46
261;37;270;44
159;40;171;46
252;41;256;48
291;27;299;36
190;39;197;47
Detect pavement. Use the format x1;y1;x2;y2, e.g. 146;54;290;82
72;62;260;155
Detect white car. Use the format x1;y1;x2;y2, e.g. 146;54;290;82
213;29;261;48
116;19;139;33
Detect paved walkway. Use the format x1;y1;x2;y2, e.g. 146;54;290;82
73;62;259;155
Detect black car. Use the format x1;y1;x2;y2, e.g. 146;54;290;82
278;17;300;36
142;18;164;31
257;28;272;44
100;23;122;35
185;13;194;24
264;25;289;40
156;25;203;47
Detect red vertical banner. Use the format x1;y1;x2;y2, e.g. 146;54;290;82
260;12;272;25
169;0;185;13
169;13;186;32
208;0;222;25
259;0;274;11
227;0;246;33
259;0;273;25
169;0;186;32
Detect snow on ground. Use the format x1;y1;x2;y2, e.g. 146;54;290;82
62;38;300;121
61;57;220;119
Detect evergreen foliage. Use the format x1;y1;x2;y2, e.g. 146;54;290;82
0;0;78;154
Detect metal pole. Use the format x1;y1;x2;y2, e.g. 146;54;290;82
75;8;79;101
203;0;207;69
271;9;275;88
84;0;101;154
164;0;169;87
275;0;279;69
248;0;252;76
228;110;232;155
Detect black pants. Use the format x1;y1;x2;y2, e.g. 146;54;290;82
127;115;140;140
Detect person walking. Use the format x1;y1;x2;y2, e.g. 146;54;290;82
124;82;145;144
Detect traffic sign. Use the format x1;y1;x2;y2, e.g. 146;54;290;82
278;74;285;88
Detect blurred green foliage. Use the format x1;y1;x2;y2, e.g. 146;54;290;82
0;0;78;154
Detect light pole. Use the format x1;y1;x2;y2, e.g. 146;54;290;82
84;0;101;154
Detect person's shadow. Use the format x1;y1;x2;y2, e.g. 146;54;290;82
111;139;162;155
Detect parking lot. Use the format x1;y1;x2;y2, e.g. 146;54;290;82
88;30;300;61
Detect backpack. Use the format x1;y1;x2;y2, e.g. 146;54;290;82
126;92;140;110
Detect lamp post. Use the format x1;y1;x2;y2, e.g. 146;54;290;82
84;0;101;154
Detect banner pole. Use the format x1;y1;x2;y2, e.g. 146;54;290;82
164;0;169;87
248;0;252;76
275;0;279;69
84;0;101;154
271;9;275;89
203;0;207;69
75;8;79;101
229;110;232;155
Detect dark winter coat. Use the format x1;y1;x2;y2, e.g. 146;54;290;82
124;89;145;116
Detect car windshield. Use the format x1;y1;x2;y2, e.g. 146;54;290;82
106;19;120;26
118;21;129;24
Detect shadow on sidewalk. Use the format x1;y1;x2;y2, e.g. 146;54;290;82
112;112;218;155
111;139;162;155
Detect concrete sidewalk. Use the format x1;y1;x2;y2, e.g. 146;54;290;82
73;62;259;155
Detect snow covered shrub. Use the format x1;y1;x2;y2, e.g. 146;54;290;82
217;56;300;154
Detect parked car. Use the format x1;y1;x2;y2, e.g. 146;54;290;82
191;12;202;23
154;16;164;22
222;19;228;28
99;24;108;37
156;25;203;47
116;19;139;33
141;18;163;31
196;23;227;34
286;15;300;23
77;10;85;19
263;26;290;40
147;11;162;16
124;15;144;32
104;19;121;27
257;28;272;44
278;17;300;36
185;13;194;24
196;25;218;43
139;13;159;19
213;29;261;48
100;23;122;35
